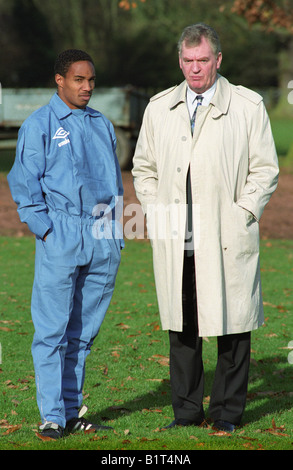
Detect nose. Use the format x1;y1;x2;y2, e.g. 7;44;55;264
191;60;201;73
83;80;94;91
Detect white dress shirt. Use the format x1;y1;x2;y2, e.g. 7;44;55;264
186;79;217;119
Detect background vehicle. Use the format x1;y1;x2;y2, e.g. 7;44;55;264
0;86;149;169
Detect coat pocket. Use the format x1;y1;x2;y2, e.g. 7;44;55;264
223;203;259;255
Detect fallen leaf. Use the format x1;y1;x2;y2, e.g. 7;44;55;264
148;354;169;366
116;323;130;330
84;428;97;434
2;424;22;435
263;418;289;437
89;435;101;440
111;351;120;358
0;419;9;427
138;437;159;442
263;302;277;308
239;436;258;441
35;432;55;441
242;442;256;449
208;430;232;436
18;378;30;384
11;398;20;406
142;408;163;413
146;378;165;382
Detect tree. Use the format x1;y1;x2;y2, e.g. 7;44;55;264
0;0;287;92
230;0;293;116
0;0;54;86
231;0;293;33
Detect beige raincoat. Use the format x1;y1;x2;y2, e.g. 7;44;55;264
132;75;279;337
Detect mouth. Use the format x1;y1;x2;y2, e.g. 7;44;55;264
80;94;91;100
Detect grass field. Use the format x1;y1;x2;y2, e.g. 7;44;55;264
0;237;292;451
270;118;293;160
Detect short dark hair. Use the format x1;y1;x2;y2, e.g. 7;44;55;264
54;49;94;77
178;23;221;57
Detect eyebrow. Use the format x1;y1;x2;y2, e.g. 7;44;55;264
183;55;209;61
74;74;96;79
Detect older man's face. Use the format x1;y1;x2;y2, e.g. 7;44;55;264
179;36;222;94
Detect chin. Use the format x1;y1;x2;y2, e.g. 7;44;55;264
78;101;89;108
189;82;204;92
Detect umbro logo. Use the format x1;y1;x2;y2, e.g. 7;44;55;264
52;127;70;147
53;127;69;139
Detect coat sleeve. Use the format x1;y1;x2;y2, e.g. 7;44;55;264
236;100;279;221
132;104;158;215
7;123;53;239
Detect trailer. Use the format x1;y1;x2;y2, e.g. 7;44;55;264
0;86;149;169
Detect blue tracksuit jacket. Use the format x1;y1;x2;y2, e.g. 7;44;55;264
8;92;124;238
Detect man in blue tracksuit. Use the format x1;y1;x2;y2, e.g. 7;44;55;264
7;49;124;439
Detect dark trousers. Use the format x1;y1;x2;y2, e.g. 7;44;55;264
169;255;251;425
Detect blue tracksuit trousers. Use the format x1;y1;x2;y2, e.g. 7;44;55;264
32;212;121;427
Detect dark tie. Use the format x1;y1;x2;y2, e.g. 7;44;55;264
186;95;203;256
190;95;203;134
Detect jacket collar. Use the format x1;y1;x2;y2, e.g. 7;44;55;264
169;82;187;110
210;75;231;118
50;92;100;120
169;74;231;118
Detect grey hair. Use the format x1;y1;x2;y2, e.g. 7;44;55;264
178;23;221;57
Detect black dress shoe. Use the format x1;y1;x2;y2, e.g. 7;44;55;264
161;418;201;430
213;420;235;432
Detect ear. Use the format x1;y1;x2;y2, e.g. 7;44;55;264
55;73;64;88
216;52;222;70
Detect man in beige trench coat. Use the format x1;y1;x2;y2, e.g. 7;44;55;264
132;23;279;432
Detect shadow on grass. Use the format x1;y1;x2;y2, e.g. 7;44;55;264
87;353;292;430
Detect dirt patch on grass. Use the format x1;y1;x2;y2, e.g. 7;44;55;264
0;170;292;239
